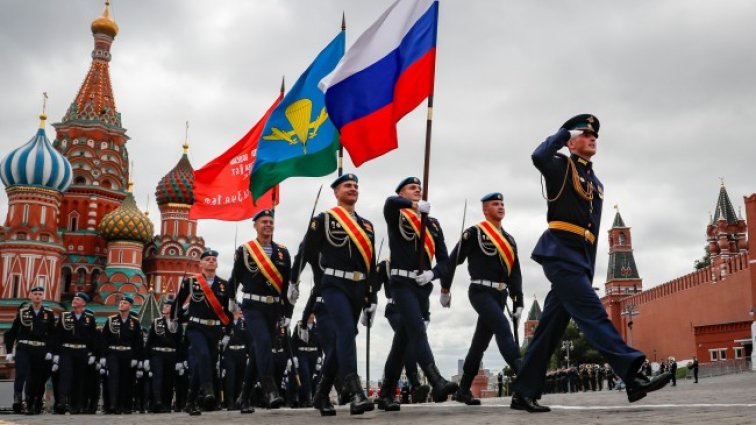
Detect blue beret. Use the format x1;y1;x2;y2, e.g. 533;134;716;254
29;286;45;293
395;177;421;194
331;173;358;189
73;291;90;302
481;192;504;203
163;299;175;306
201;248;219;259
253;209;275;222
562;114;600;137
121;295;134;305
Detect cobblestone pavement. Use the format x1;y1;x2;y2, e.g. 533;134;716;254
1;372;753;425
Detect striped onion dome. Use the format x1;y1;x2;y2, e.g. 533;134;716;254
99;190;154;243
0;115;72;192
155;144;194;205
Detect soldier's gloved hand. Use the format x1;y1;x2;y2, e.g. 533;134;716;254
294;357;299;368
360;303;377;328
297;323;309;344
417;200;431;214
136;370;144;379
175;362;183;372
130;359;138;368
5;353;14;362
439;291;451;308
178;367;185;376
287;283;299;305
413;270;434;285
88;354;96;365
45;352;53;361
279;317;291;329
148;371;153;378
51;363;59;373
99;357;107;367
53;355;60;364
137;361;143;369
99;367;107;376
568;129;584;139
183;360;188;369
235;285;244;305
513;306;523;320
221;369;226;378
286;359;292;371
221;335;230;348
143;360;150;371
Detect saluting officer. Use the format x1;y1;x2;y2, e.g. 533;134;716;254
101;295;144;414
144;298;182;413
221;308;250;410
5;285;56;414
441;192;524;405
231;209;292;410
172;248;234;416
289;174;375;416
380;177;457;407
511;115;671;413
55;292;98;414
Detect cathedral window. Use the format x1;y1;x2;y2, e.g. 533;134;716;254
16;232;27;240
11;275;20;298
68;211;80;231
77;268;86;286
618;232;626;246
22;205;29;224
40;206;47;225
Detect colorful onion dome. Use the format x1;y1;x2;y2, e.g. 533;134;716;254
99;190;154;243
91;1;119;38
155;143;195;205
0;114;72;192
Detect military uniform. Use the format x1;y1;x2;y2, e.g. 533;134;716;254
172;267;233;415
292;322;321;407
221;317;250;409
55;305;98;413
512;115;653;411
101;309;144;413
441;195;524;404
381;179;456;404
5;295;56;414
145;313;182;412
231;226;292;409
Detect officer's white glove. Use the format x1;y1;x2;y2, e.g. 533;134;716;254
235;285;244;305
136;370;144;379
88;355;96;365
417;200;431;214
280;317;291;328
175;362;183;372
137;361;143;369
53;355;59;364
414;270;434;285
143;360;150;371
286;359;292;371
183;360;188;369
5;354;14;362
221;335;230;348
360;303;377;328
568;129;583;139
99;368;107;376
178;367;185;376
51;363;59;373
440;291;451;308
315;356;322;371
148;372;153;378
130;359;138;368
221;369;226;378
294;357;299;368
99;357;107;367
287;283;299;305
45;352;53;361
298;324;309;344
513;306;523;320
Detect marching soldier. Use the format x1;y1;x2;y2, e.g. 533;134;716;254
292;315;320;408
289;174;375;416
379;177;457;409
172;248;234;416
221;308;250;410
511;115;672;413
231;209;292;411
440;192;524;405
144;299;182;413
54;292;98;414
101;295;144;414
4;285;56;414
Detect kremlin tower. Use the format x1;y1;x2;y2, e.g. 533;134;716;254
706;181;748;279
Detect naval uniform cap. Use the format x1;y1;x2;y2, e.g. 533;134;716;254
395;177;422;194
29;285;45;293
330;173;358;189
253;209;275;222
73;291;90;303
201;248;219;259
481;192;504;203
562;114;600;137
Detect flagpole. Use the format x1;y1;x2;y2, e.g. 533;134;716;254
338;12;346;178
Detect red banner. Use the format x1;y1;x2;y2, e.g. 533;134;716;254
189;94;283;221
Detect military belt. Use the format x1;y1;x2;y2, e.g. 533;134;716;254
548;221;596;244
189;317;221;326
152;347;176;353
227;345;246;351
108;345;131;351
471;279;508;291
298;347;318;352
324;268;366;282
390;268;415;278
242;293;279;304
315;297;323;303
18;340;45;347
62;343;87;349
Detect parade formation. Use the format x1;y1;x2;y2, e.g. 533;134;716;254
5;0;711;419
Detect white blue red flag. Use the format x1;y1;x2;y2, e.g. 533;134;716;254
319;0;438;166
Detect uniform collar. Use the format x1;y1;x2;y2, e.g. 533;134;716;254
571;153;593;169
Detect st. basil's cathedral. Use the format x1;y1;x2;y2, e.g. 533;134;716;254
0;3;204;329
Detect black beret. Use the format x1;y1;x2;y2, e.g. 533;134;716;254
201;248;219;259
253;209;275;222
481;192;504;203
330;173;358;189
395;177;421;194
73;292;90;302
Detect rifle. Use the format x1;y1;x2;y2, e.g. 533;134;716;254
293;185;324;289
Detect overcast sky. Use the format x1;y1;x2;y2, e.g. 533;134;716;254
1;0;755;379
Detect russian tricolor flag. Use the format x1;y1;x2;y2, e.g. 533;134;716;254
320;0;438;167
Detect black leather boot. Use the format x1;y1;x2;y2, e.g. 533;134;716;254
345;373;374;415
455;374;481;405
55;395;71;414
423;363;459;402
237;380;255;414
626;372;672;403
312;373;337;416
407;370;430;403
376;380;400;411
510;392;550;413
263;376;284;409
12;392;23;413
185;390;201;416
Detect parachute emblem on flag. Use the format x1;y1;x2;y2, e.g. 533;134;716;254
262;98;329;154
